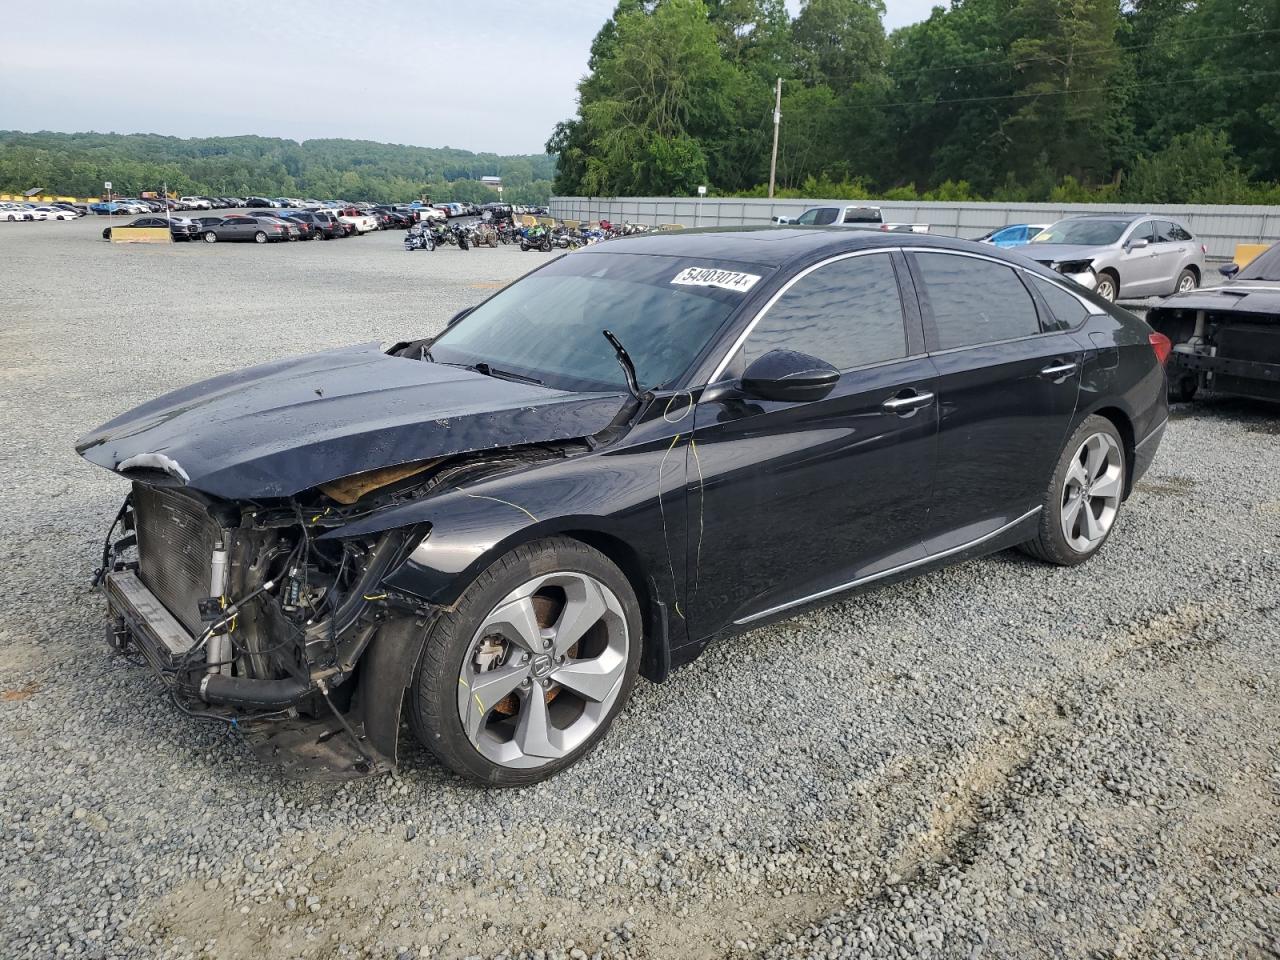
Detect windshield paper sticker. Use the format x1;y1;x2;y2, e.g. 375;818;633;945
671;267;762;293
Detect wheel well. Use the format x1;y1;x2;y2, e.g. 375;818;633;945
1185;264;1201;282
1090;406;1136;498
1099;267;1120;283
561;529;667;682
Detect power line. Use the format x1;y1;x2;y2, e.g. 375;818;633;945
875;68;1280;110
889;26;1280;78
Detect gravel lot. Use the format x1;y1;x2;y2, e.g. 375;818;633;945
1;215;1277;960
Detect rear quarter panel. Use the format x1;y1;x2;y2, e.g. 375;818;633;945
1073;304;1168;484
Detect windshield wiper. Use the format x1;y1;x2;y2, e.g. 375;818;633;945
470;362;543;385
602;329;643;401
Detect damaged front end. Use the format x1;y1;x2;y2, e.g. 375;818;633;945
96;450;568;779
99;479;423;777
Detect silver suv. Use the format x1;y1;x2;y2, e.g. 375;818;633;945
1024;214;1206;302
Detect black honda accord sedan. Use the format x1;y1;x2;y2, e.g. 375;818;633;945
77;228;1169;785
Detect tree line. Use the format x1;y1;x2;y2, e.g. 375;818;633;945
0;131;556;204
547;0;1280;204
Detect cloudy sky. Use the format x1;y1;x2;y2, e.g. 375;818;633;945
2;0;945;155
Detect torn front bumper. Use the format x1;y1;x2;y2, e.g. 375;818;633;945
101;569;389;779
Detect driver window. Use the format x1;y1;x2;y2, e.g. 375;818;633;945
743;254;907;373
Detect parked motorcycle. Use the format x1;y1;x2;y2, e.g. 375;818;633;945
404;225;435;252
471;222;499;248
519;224;552;252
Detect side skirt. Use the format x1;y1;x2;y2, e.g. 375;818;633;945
735;506;1042;628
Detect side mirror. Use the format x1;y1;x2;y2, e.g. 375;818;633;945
1219;263;1240;278
447;307;472;326
771;215;793;225
1127;237;1150;250
741;349;839;403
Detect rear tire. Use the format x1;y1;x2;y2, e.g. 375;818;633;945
1175;268;1198;294
1020;415;1126;567
409;537;641;787
203;231;218;243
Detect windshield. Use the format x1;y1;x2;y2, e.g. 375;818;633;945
1031;219;1129;246
1238;243;1280;282
428;252;767;392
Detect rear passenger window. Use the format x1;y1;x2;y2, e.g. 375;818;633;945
1153;221;1179;243
744;253;907;372
1030;276;1091;331
914;253;1041;349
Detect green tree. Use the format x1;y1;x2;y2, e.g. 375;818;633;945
575;0;737;195
792;0;888;87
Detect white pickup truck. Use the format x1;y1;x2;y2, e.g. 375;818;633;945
336;207;379;234
772;205;929;234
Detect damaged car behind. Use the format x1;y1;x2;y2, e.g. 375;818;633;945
78;229;1169;786
1148;240;1280;404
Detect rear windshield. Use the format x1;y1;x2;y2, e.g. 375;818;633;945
1032;219;1128;246
1238;244;1280;281
429;252;770;392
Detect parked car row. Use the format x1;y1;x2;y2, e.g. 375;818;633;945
2;200;87;221
102;209;372;243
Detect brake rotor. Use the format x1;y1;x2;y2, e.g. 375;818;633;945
490;593;568;716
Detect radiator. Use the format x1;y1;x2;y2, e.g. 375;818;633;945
131;483;221;637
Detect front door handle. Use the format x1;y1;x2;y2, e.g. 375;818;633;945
882;390;935;413
1039;361;1079;379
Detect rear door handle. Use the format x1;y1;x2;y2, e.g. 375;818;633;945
1039;362;1079;379
882;390;935;413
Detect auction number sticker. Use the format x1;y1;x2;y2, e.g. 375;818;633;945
671;267;762;293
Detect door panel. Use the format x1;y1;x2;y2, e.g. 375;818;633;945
908;251;1082;549
1120;221;1162;296
924;335;1083;549
688;357;939;632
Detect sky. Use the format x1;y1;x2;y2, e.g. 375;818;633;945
1;0;946;156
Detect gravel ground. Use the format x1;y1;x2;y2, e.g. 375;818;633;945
1;215;1277;960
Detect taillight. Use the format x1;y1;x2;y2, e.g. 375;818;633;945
1149;331;1172;367
1201;244;1207;255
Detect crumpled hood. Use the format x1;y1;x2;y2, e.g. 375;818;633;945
1018;243;1105;265
76;342;625;500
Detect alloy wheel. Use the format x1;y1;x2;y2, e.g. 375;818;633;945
1177;272;1197;293
1060;432;1124;553
1095;277;1117;302
457;571;629;770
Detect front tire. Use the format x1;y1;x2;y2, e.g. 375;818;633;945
1020;415;1126;566
1095;271;1119;303
409;537;642;786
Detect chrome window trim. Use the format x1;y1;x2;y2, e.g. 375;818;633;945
900;245;1106;317
702;245;1106;390
1025;271;1106;319
735;506;1042;626
704;248;895;385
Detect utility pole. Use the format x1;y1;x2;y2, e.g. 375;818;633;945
768;77;782;199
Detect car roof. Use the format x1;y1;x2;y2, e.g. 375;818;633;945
573;226;1035;271
1061;213;1168;222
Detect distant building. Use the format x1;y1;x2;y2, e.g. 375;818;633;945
480;176;502;191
